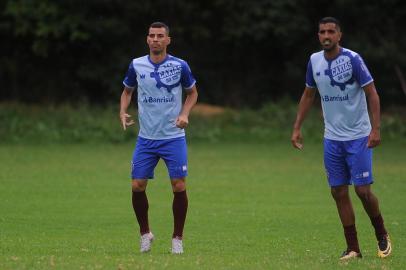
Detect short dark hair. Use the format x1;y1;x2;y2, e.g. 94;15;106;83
149;22;169;35
319;17;341;31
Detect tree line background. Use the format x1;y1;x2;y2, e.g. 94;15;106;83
1;0;406;108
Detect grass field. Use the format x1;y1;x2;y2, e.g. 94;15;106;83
0;140;405;269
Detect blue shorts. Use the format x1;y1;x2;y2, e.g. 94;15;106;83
131;136;188;180
324;136;373;187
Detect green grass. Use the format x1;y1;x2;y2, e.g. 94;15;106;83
0;141;405;269
1;102;405;144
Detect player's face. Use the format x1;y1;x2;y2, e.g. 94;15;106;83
318;23;342;51
147;27;170;55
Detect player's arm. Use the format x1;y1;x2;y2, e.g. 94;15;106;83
291;87;316;150
120;86;135;130
176;85;198;129
363;82;381;148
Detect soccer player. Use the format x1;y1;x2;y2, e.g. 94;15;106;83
120;22;198;254
291;17;391;260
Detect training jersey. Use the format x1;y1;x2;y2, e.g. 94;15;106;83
123;54;196;140
306;47;373;141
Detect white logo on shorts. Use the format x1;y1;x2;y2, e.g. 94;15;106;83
182;165;187;171
356;171;370;179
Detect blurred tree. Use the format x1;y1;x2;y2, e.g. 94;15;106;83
0;0;405;106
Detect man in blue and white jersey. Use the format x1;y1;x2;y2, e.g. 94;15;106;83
291;17;391;260
120;22;198;254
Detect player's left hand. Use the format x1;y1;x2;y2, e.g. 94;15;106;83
176;114;189;129
367;129;381;148
291;128;304;150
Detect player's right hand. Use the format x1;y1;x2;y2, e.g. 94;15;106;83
120;113;135;130
291;129;303;150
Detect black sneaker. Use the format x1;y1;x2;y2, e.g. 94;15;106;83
377;235;392;258
339;250;362;260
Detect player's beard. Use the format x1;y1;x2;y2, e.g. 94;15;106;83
150;47;164;55
322;42;337;52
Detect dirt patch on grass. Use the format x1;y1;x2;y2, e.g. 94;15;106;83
192;103;226;117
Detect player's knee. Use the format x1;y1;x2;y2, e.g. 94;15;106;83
132;180;147;192
355;187;372;202
171;179;186;192
331;187;348;200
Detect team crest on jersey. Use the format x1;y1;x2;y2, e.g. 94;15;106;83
324;52;355;91
150;59;182;92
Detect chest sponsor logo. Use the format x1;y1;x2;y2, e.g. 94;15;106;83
321;93;349;102
142;96;174;104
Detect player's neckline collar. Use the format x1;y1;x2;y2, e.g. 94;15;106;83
323;47;343;62
148;54;170;66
